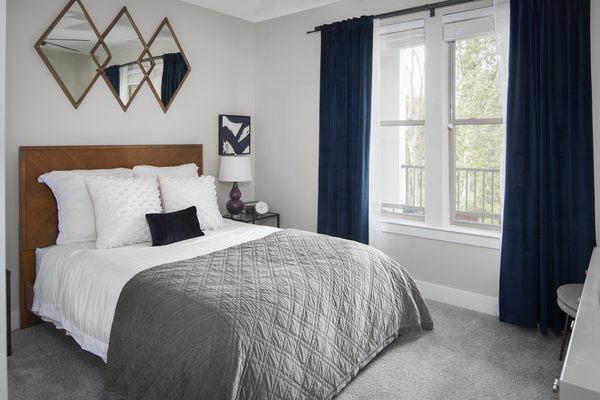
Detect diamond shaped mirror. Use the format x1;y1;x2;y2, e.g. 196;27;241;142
35;0;102;109
146;18;191;113
97;7;147;111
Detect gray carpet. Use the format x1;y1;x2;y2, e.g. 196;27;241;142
8;301;561;400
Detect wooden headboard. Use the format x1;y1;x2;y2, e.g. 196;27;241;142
19;145;203;328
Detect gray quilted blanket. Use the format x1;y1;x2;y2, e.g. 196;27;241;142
104;229;433;400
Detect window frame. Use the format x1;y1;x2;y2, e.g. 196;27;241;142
379;24;427;221
377;0;504;238
447;38;503;231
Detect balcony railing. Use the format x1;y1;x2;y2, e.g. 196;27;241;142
454;167;501;226
382;165;501;226
382;165;425;218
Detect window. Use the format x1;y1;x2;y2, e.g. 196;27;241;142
380;23;426;219
378;5;504;231
117;59;163;105
449;35;503;228
144;58;164;95
119;65;143;104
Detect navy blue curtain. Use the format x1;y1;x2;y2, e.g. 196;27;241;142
500;0;596;334
104;65;120;96
161;53;188;107
317;16;373;244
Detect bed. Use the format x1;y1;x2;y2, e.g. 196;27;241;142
32;220;278;360
19;145;433;400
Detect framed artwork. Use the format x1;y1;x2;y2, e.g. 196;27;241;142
219;115;251;155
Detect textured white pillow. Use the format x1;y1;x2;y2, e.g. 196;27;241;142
158;175;224;231
132;163;198;178
86;176;162;249
38;168;133;245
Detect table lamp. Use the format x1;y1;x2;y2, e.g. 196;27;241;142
219;156;252;215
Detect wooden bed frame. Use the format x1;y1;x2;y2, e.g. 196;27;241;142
19;145;204;328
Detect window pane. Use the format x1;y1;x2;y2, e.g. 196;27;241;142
380;43;425;121
455;35;502;120
381;126;425;217
453;124;502;226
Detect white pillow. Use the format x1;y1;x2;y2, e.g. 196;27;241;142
38;168;133;245
158;175;224;231
85;176;162;249
133;163;198;178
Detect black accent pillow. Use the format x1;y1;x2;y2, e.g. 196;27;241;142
146;206;204;246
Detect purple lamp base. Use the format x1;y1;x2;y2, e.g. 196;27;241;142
226;182;244;215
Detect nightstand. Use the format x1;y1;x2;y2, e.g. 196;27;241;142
223;212;280;228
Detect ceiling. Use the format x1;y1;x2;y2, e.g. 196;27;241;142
181;0;343;23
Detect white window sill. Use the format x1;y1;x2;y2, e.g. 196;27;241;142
380;218;500;249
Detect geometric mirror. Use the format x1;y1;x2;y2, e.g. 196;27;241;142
145;18;191;113
34;0;103;109
96;7;147;111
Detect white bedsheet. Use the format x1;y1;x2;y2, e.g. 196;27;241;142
35;245;56;275
32;220;279;362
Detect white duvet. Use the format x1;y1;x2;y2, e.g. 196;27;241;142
32;220;278;362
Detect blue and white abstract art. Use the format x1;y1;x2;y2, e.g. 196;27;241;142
219;115;251;155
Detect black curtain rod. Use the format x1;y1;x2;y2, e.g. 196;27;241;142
306;0;480;34
119;55;163;69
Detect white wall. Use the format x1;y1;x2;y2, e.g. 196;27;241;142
254;0;501;300
0;0;7;395
6;0;255;326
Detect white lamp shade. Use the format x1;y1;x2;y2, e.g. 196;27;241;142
219;156;252;182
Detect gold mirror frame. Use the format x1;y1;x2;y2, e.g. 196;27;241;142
35;2;191;113
145;18;192;113
96;7;148;112
34;0;103;109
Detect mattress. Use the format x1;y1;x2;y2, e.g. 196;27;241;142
32;220;279;361
35;245;56;275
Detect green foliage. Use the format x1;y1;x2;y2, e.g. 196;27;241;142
454;35;503;170
455;36;502;119
453;35;503;223
379;35;504;224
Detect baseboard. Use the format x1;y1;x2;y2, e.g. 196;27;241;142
415;280;499;316
11;310;19;331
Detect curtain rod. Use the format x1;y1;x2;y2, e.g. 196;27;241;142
118;55;163;69
306;0;481;34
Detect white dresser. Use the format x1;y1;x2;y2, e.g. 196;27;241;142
558;247;600;399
